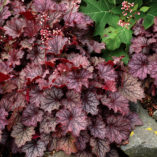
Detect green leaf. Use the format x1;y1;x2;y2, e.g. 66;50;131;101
80;0;120;36
108;0;116;5
101;26;132;50
117;27;132;45
103;48;129;64
140;6;150;13
102;27;121;50
143;14;154;29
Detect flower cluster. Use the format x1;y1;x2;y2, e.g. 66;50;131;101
0;0;144;157
118;1;140;28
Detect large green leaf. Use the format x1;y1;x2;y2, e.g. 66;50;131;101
102;26;132;50
143;2;157;29
80;0;120;36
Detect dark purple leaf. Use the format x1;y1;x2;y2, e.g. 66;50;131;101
22;63;43;82
56;135;77;155
119;73;145;102
40;115;57;134
129;36;148;54
29;88;44;107
97;62;117;82
46;36;68;55
4;17;26;38
101;92;129;116
0;108;8;130
88;117;106;139
90;138;110;157
62;90;81;110
106;115;131;144
75;130;90;151
127;112;143;129
128;53;149;80
66;69;92;92
56;107;88;136
32;0;56;13
22;140;46;157
76;151;93;157
82;90;99;115
11;122;35;147
22;105;43;127
67;53;90;68
41;87;63;113
106;149;119;157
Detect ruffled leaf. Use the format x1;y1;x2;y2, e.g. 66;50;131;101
90;138;110;157
105;115;131;144
66;69;92;92
22;105;43;127
11;122;35;147
4;17;26;38
40;115;57;134
82;90;99;115
62;90;81;110
0;108;8;130
128;53;149;80
97;62;117;82
22;140;46;157
75;130;90;151
41;87;63;113
101;92;129;116
88;117;106;139
56;107;88;136
56;135;77;155
119;73;145;102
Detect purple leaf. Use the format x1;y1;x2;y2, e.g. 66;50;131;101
0;6;11;20
22;105;43;127
32;0;56;13
106;115;131;144
101;92;129;116
76;151;93;157
29;88;44;107
62;90;81;110
0;108;8;130
82;90;99;115
41;87;63;113
11;122;35;147
88;117;106;139
148;60;157;80
75;130;90;151
22;63;43;82
40;115;57;134
22;140;46;157
56;107;88;136
27;44;45;65
128;53;149;80
97;62;117;82
127;112;143;129
46;36;68;55
106;149;119;157
66;69;92;92
4;17;26;38
64;12;93;30
67;53;90;68
81;40;105;53
90;138;110;157
119;73;145;102
129;36;148;54
56;135;77;155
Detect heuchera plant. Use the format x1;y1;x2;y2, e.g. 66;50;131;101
128;17;157;115
0;0;144;157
